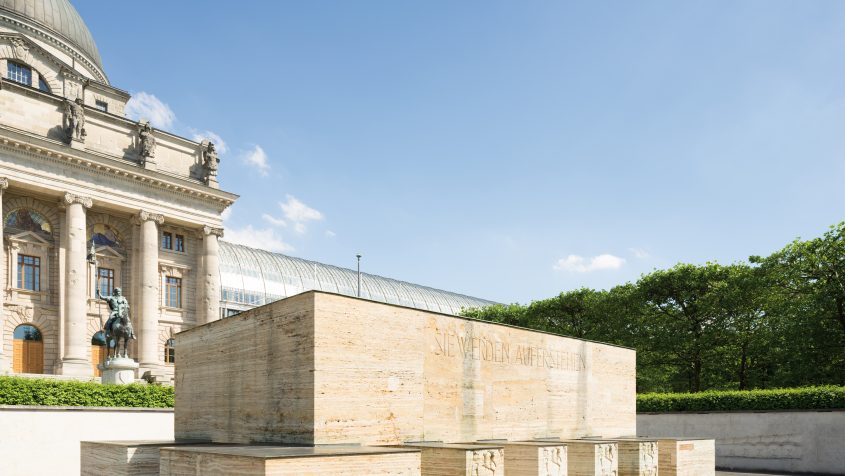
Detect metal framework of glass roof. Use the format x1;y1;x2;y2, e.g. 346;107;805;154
219;241;498;316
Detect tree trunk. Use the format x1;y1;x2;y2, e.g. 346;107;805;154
738;341;749;390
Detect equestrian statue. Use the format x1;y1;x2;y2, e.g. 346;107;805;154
96;288;136;359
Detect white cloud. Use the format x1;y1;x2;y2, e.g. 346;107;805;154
125;92;175;129
554;254;626;273
191;130;229;154
261;213;287;227
325;230;336;238
223;225;293;253
279;195;323;234
221;207;232;221
630;247;650;259
240;145;270;176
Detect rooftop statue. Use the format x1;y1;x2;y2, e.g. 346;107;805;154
201;140;220;185
138;121;156;165
96;287;136;359
63;97;86;143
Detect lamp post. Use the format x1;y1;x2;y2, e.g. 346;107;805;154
356;254;362;297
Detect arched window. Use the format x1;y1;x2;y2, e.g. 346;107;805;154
12;324;43;374
6;61;31;86
38;76;50;93
90;223;122;248
164;338;175;364
5;208;52;237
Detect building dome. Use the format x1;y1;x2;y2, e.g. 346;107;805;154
0;0;105;81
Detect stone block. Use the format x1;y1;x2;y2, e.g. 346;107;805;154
158;445;421;476
499;441;567;476
557;440;618;476
397;443;504;476
80;440;207;476
655;438;715;476
175;291;636;446
579;438;657;476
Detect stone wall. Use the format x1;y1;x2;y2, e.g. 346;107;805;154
637;410;845;475
0;405;173;476
175;291;637;446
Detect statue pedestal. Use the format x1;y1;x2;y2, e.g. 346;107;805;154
98;357;139;384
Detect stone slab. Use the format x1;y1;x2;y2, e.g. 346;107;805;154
578;438;658;476
554;440;618;476
175;291;636;446
396;443;505;476
655;438;715;476
80;440;208;476
499;442;567;476
158;445;421;476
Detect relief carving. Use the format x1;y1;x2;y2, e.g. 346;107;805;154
598;444;617;476
203;226;224;238
542;447;565;476
62;193;92;209
471;449;502;476
136;210;165;225
640;441;658;475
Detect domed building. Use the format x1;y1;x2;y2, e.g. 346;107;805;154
0;1;495;382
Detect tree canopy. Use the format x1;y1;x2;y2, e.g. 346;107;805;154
462;222;845;393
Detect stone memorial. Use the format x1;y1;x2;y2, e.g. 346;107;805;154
82;290;715;475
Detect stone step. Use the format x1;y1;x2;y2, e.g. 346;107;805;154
395;442;505;476
159;445;422;476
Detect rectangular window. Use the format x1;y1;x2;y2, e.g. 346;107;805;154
162;232;173;250
95;100;108;112
97;267;115;296
175;234;185;253
17;255;41;291
7;62;32;86
165;277;182;308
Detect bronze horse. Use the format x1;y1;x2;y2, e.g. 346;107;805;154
105;309;134;359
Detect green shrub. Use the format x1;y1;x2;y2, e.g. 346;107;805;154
637;385;845;413
0;376;173;408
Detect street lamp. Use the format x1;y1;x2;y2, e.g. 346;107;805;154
356;254;362;297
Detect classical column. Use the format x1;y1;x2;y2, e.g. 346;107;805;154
136;211;164;373
58;193;93;376
200;226;223;324
0;178;9;372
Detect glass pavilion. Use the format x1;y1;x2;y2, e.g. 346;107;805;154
219;241;498;317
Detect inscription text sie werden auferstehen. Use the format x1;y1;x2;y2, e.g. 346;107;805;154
433;329;586;371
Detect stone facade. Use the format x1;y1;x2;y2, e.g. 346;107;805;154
0;4;237;381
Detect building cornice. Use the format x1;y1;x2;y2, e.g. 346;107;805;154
0;8;108;84
0;124;238;208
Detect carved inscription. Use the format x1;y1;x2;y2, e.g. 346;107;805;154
433;329;585;371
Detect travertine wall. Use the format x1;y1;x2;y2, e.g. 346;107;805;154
175;291;636;446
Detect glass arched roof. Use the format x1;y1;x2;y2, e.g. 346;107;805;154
219;241;498;315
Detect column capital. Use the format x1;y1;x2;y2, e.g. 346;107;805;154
203;226;224;238
135;210;165;225
63;192;92;209
0;177;8;192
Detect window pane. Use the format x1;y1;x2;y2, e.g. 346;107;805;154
7;62;32;86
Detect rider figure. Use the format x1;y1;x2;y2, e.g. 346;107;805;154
96;287;136;339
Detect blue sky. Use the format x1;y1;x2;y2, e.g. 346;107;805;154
76;1;845;304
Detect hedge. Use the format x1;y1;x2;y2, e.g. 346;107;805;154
0;376;173;408
637;385;845;413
